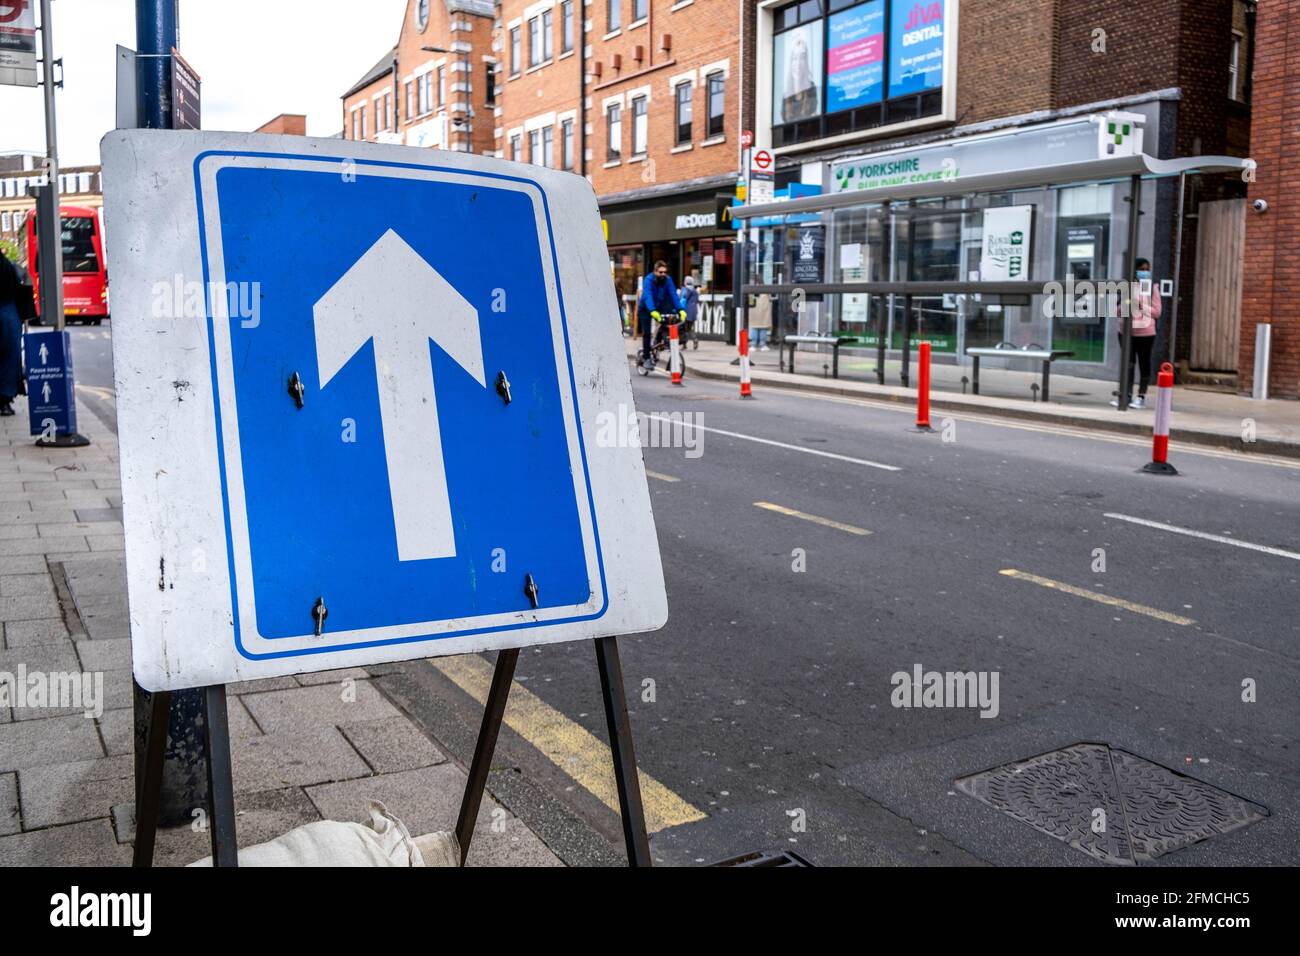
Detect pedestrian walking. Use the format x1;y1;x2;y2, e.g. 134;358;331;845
0;254;35;417
680;275;700;344
750;292;773;350
1112;257;1161;409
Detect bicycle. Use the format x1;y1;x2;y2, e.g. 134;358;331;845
636;312;688;377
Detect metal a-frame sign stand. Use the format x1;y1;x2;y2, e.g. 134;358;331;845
132;637;652;867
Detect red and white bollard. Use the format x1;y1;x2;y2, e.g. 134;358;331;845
739;328;753;398
914;340;933;432
1142;362;1178;475
669;320;683;386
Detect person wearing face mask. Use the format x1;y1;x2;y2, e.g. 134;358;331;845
1113;257;1161;409
638;260;684;369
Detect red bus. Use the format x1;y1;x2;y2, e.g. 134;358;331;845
25;205;109;325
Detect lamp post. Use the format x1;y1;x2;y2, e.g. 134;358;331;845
422;45;473;152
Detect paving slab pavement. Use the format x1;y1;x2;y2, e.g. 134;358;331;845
0;393;563;867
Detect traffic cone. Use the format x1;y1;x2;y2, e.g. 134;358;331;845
669;321;683;386
739;328;753;398
1142;362;1178;475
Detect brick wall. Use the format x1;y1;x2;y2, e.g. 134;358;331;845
956;0;1056;124
254;114;307;136
1240;0;1300;398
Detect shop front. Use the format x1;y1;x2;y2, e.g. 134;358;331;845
736;111;1252;388
603;190;738;341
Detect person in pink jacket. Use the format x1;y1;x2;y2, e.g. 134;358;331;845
1113;257;1161;409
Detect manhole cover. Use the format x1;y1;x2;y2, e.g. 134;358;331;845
955;743;1268;865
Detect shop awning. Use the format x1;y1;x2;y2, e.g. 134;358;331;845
732;153;1255;221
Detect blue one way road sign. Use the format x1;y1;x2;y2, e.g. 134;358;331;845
101;131;666;691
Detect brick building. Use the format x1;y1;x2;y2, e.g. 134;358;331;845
343;0;745;338
1239;0;1296;398
743;0;1254;384
341;0;497;155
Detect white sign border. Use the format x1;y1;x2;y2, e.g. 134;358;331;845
195;153;606;659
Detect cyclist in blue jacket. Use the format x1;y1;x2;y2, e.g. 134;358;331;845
638;260;684;369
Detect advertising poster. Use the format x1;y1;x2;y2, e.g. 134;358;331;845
827;1;885;114
980;205;1033;281
773;21;822;125
889;0;946;98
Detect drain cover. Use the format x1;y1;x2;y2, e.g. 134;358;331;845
955;743;1268;864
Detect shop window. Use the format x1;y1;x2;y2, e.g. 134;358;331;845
675;82;692;144
707;72;725;137
607;104;622;161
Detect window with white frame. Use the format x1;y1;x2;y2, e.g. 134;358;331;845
437;66;445;107
542;9;554;61
511;133;523;162
561;1;574;53
608;0;621;32
631;95;647;155
632;0;647;22
418;72;433;114
529;128;542;164
529;17;542;67
405;80;414;121
542;125;554;167
675;82;692;144
2;212;10;232
707;72;725;138
510;26;522;75
606;103;622;160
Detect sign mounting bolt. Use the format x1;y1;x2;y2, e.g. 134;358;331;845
288;372;306;409
312;596;328;636
523;573;539;609
496;370;512;405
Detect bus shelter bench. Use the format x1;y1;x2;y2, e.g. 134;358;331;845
966;345;1075;403
781;335;863;379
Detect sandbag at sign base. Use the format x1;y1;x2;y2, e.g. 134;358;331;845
187;800;460;867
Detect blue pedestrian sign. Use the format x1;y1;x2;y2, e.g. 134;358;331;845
24;329;78;439
101;131;667;691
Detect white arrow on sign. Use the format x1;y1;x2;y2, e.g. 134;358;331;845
313;229;486;562
38;342;49;365
41;381;51;403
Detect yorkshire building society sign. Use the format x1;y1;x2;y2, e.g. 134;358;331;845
100;130;667;691
980;205;1033;281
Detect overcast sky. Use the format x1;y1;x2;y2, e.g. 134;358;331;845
1;0;408;167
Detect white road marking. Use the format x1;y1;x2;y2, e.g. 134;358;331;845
1103;512;1300;562
645;414;900;472
775;389;1300;470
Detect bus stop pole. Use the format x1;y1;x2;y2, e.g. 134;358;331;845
33;0;88;447
1118;174;1141;412
1167;171;1187;368
38;0;64;333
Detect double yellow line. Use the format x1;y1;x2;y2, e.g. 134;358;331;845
432;654;705;833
